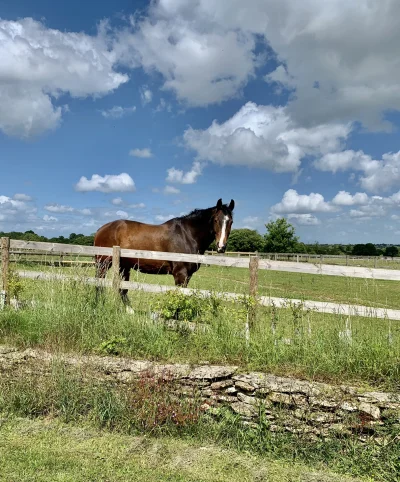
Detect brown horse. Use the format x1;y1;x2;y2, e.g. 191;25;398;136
94;198;234;303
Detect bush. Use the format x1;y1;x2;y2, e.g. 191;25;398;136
156;290;221;322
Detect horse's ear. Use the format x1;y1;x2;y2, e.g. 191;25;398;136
228;199;235;211
216;198;223;210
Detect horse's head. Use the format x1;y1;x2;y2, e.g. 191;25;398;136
213;198;235;253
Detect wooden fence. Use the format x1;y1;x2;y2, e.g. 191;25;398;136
2;238;400;321
8;247;400;269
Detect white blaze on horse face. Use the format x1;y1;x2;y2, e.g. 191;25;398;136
218;215;229;249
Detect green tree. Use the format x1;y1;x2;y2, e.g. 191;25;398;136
352;243;377;256
264;218;299;253
226;229;265;252
384;246;399;257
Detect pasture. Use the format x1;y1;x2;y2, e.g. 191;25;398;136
2;256;399;389
1;239;400;482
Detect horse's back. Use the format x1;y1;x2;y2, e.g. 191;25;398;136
94;219;174;274
94;219;168;249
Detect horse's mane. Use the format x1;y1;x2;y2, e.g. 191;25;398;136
177;205;233;222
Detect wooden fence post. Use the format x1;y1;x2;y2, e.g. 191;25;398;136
1;237;10;306
112;246;121;294
248;255;259;331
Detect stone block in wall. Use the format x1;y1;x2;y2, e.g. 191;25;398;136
231;401;258;417
269;392;307;407
210;379;233;390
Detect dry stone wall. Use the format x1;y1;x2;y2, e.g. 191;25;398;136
1;345;399;439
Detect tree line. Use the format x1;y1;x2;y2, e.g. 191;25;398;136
1;219;399;257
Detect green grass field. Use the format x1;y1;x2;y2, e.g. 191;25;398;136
1;262;400;482
1;267;399;389
14;259;400;309
0;416;369;482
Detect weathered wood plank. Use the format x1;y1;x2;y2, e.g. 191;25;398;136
16;270;400;321
257;259;400;281
10;240;112;256
1;237;10;306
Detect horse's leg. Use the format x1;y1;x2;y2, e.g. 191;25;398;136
95;256;111;303
172;264;191;288
119;264;131;305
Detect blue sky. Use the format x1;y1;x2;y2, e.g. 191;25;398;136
1;0;400;243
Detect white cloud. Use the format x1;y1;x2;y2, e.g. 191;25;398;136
287;214;320;226
257;0;400;130
0;18;128;138
271;189;335;214
164;185;180;195
129;148;153;158
315;150;373;174
140;86;153;105
130;203;146;208
155;98;172;113
79;208;92;215
75;173;136;193
155;214;175;222
116;210;128;217
43;214;58;222
116;0;400;129
111;197;123;206
166;161;203;184
332;191;369;206
44;203;74;213
242;216;259;225
101;105;136;118
13;193;32;201
0;194;38;229
184;102;350;173
117;3;256;106
359;152;400;193
315;149;400;193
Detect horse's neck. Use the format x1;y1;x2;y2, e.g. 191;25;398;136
184;218;214;254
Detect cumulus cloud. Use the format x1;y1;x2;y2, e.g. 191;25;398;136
164;185;180;195
75;173;136;193
100;105;136;118
258;0;400;130
13;193;32;201
79;208;92;215
129;148;153;158
332;191;369;206
44;203;74;213
166;161;203;184
43;214;58;222
271;189;335;214
114;0;400;129
242;216;259;225
315;150;373;174
111;197;123;206
155;214;175;222
116;210;128;217
0;18;128;138
315;149;400;193
287;214;320;226
116;3;256;106
184;102;350;173
140;86;153;105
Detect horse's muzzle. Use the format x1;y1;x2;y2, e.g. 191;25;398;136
217;245;226;253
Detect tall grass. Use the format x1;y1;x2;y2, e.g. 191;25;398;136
1;269;399;389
